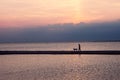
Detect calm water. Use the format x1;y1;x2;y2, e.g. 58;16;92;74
0;42;120;51
0;42;120;80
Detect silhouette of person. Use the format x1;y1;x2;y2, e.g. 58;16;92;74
78;44;81;51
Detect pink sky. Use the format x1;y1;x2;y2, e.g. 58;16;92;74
0;0;120;28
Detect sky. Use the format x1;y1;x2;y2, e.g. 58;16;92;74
0;0;120;42
0;0;120;28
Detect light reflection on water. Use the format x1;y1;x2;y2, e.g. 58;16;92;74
0;42;120;51
0;55;120;80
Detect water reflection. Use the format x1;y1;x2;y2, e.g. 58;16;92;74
0;42;120;51
0;55;120;80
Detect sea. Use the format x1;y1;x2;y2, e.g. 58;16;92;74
0;42;120;80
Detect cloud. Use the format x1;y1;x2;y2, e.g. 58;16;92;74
0;20;120;43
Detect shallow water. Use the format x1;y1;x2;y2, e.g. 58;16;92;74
0;42;120;51
0;55;120;80
0;42;120;80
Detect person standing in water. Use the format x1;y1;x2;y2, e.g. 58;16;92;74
78;44;81;51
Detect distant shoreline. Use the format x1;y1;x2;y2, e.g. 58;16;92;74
0;40;120;44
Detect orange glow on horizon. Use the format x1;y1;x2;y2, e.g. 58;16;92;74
0;0;120;28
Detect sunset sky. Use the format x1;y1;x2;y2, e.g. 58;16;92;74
0;0;120;28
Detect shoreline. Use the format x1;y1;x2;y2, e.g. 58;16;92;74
0;41;120;44
0;50;120;55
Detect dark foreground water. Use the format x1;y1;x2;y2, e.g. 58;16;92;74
0;42;120;80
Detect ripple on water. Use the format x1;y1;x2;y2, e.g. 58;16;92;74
0;55;120;80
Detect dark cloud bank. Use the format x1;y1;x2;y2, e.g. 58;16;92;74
0;20;120;43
